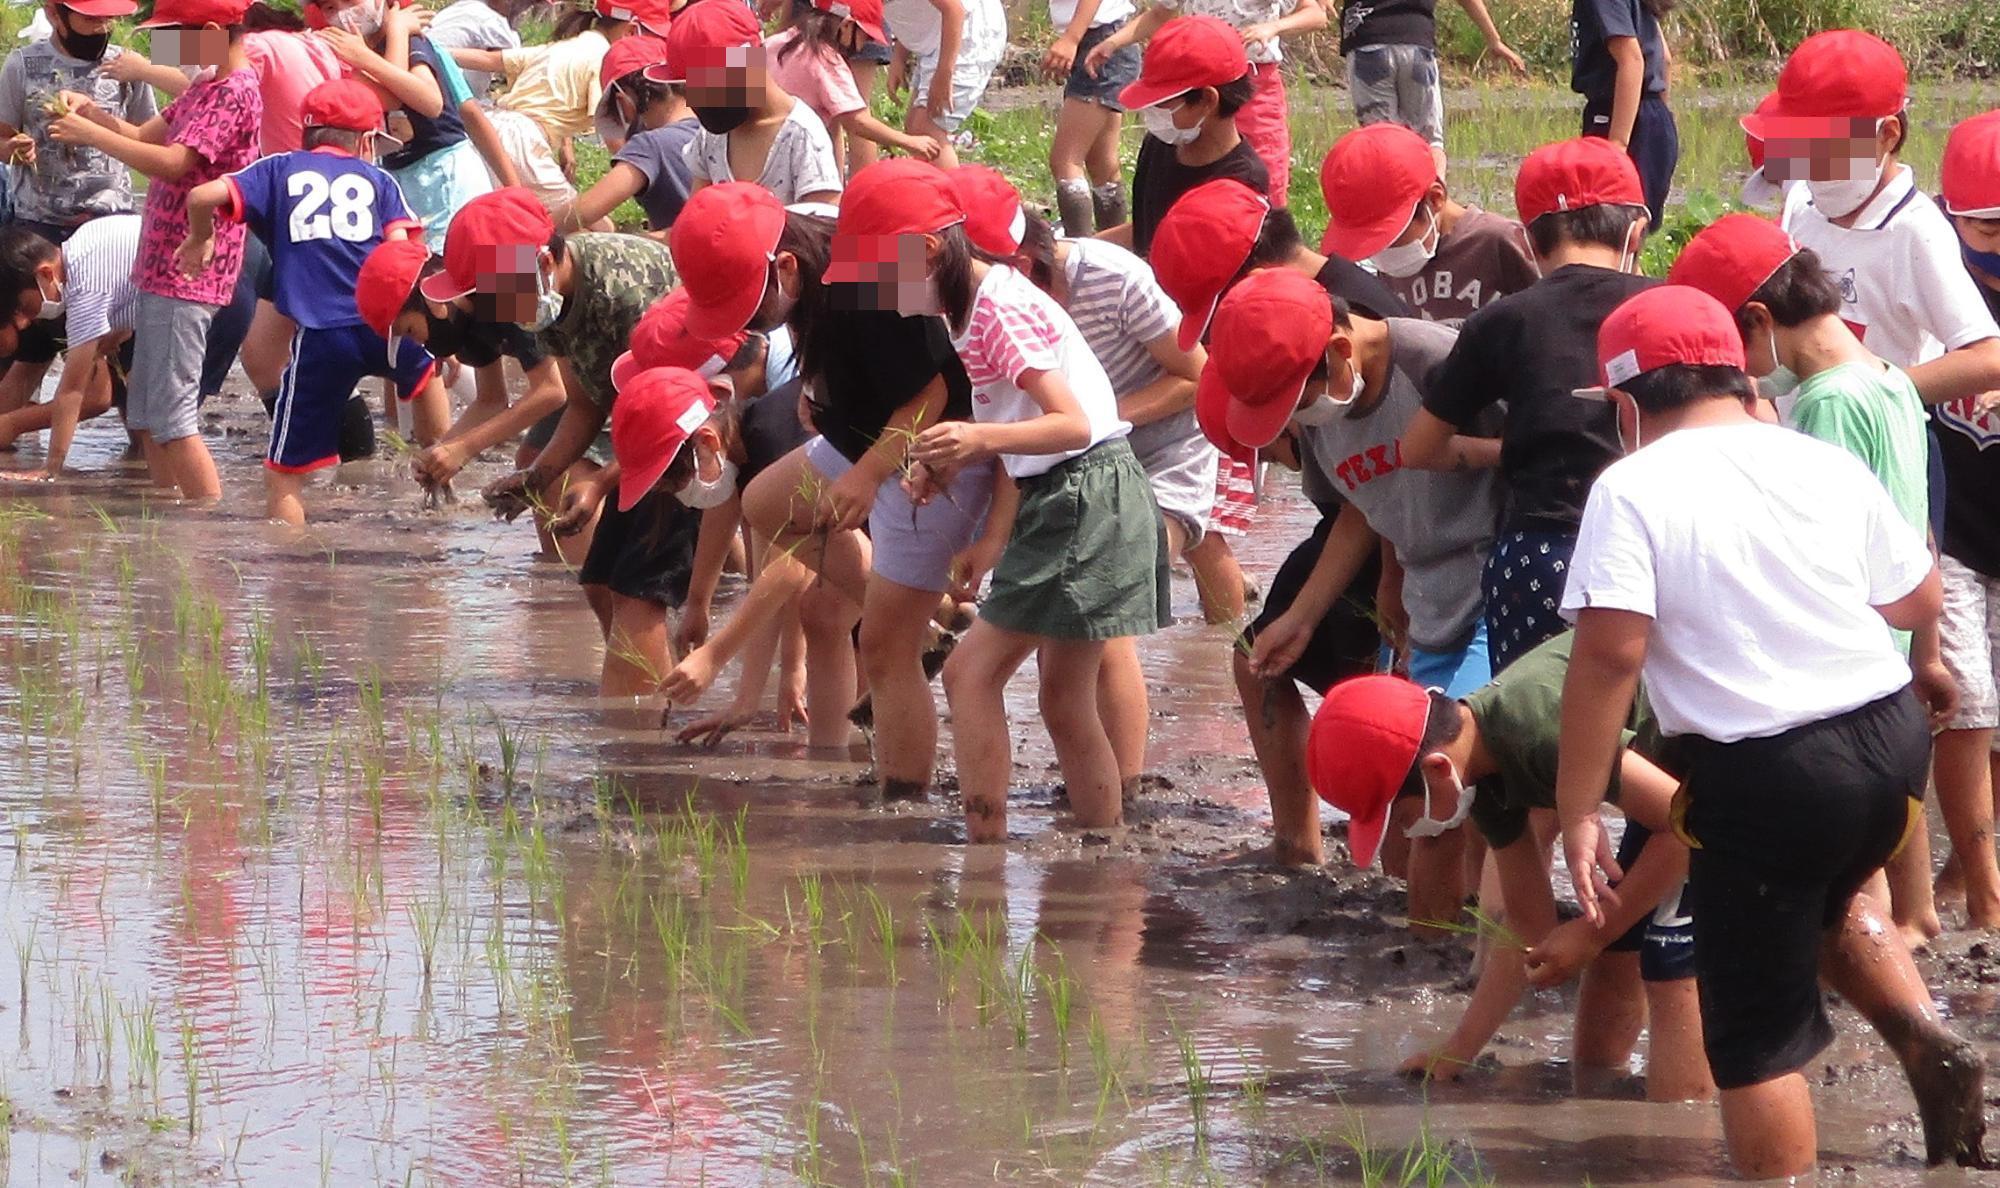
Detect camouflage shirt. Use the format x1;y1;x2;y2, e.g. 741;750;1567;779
0;41;158;226
537;233;677;410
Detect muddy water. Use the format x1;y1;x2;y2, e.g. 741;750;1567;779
0;394;1994;1186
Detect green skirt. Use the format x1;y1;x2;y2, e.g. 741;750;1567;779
980;437;1171;641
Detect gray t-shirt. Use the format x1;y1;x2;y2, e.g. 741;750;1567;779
0;40;157;225
1300;317;1501;651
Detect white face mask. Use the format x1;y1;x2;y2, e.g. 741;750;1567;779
676;450;738;509
1404;758;1473;840
178;63;215;83
1291;392;1343;428
34;275;63;321
1616;214;1644;276
1806;165;1884;220
1140;103;1201;146
1759;364;1802;401
522;257;563;331
1369;205;1440;278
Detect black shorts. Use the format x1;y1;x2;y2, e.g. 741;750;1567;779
576;487;699;607
1603;822;1695;983
1673;689;1930;1090
1243;515;1382;694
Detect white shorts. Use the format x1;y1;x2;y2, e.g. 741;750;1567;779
486;108;575;209
1939;552;2000;735
907;0;1004;132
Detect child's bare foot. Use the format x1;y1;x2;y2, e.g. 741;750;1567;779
882;778;928;803
1937;854;1967;906
1900;913;1944;950
1908;1031;1990;1167
1966;893;2000;931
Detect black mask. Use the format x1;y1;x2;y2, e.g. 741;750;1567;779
694;105;753;134
422;308;467;360
56;14;109;62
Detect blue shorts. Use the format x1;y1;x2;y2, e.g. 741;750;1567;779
1066;22;1141;109
1605;823;1697;982
268;323;435;473
1404;619;1491;698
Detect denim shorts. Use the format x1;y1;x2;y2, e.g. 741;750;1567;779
1065;21;1141;109
804;435;992;594
1346;43;1444;147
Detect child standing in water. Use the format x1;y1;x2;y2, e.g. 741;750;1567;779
828;160;1166;842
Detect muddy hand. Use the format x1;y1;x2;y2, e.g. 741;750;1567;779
480;469;537;522
658;648;718;705
1524;918;1596;988
1397;1048;1470;1083
676;707;752;749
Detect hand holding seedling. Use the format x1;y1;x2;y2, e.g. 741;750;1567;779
1397;1047;1470;1083
817;465;879;531
1247;610;1310;679
412;440;468;488
548;475;606;537
948;536;1002;601
174;232;215;281
1524;917;1597;988
3;133;31;166
480;467;542;521
44;105;102;147
1560;811;1622;929
911;421;982;469
900;460;943;507
659;646;719;704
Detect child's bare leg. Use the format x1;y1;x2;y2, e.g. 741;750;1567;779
1085;105;1125;228
1092;636;1147;794
798;579;860;750
1820;895;1988;1166
1187;531;1245;625
847;61;881;173
1642;977;1715;1102
1933;729;2000;927
602;593;671;699
906;104;959;170
1050;98;1117;236
264;469;308;526
942;620;1040;842
1886;825;1943;946
861;575;952;798
240;301;295;394
1571;949;1644;1091
1040;637;1122;829
1235;647;1319;864
137;431;172;488
0;358;49;419
1719;1074;1818;1179
160;433;220;501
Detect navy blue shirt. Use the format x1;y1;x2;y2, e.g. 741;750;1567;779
614;119;701;231
382;35;470;170
1570;0;1667;100
228;148;416;329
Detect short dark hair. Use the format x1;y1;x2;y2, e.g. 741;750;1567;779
1301;294;1357;385
1737;247;1842;329
1619;362;1757;415
1526;203;1645;256
0;225;58;304
1243;205;1302;274
302;125;364;153
1177;73;1254;120
1395;689;1466;800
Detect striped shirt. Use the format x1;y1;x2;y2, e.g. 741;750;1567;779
59;214;141;347
1061;237;1179;397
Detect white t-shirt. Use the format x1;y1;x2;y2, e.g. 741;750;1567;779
1050;0;1135;30
1160;0;1288;62
683;100;843;204
1561;421;1932;743
58;213;140;346
428;0;520;95
951;264;1129;478
1784;164;2000;370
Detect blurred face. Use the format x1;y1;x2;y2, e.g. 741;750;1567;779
829;234;943;318
1763;116;1896;184
149;25;231;72
684;47;764;112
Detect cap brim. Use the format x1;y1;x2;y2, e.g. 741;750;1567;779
1321;209;1413;263
385;331;402;366
610;350;640;393
1193;367;1253;464
617;448;679;512
681;271;766;339
1343;800;1390;868
1116;83;1183;113
1225;371;1310;450
855;16;886;42
1173;285;1223;353
64;0;139;15
418;270;474;303
641;63;686;85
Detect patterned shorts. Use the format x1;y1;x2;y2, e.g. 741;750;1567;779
1940;552;2000;735
1209;456;1258;537
1483;529;1578;674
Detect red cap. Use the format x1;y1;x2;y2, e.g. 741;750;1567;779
1942;111;2000;218
666;0;763;72
356;239;430;339
1150;179;1268;351
948;164;1025;257
1598;285;1748;389
1206;267;1333;449
1515;136;1646;228
1194;367;1253;464
60;0;138;17
593;0;639;19
1117;15;1247;111
812;0;887;46
420;187;554;303
600;34;670;89
1667;214;1798;315
609;367;718;512
1307;675;1432;868
1741;30;1907;139
610;288;749;392
1744;91;1777;169
668;181;787;338
1318;123;1439;261
628;0;673;35
824;158;965;284
301;78;386;133
141;0;250;25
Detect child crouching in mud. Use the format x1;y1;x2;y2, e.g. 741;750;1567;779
1557;285;1987;1177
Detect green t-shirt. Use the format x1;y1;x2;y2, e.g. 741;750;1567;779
536;233;678;463
1789;360;1930;653
1462;631;1656;849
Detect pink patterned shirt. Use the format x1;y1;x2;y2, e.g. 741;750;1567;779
136;68;261;306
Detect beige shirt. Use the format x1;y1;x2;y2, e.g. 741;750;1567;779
499;29;609;143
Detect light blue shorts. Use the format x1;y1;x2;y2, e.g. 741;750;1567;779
804;435;993;594
1405;618;1491;698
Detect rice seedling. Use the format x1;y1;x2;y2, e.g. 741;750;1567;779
1410;905;1527;952
1040;950;1076;1065
860;885;898;985
1170;1017;1213;1160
